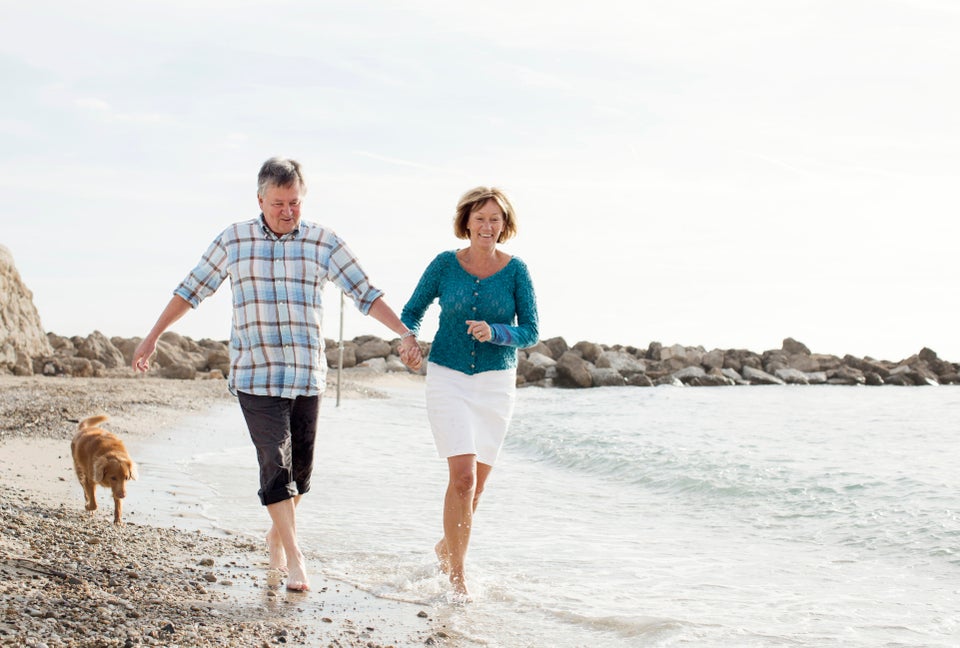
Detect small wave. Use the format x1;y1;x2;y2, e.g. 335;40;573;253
545;608;689;640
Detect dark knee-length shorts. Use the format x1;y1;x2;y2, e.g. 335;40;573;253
237;391;321;506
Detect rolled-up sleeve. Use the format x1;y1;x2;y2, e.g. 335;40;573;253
326;235;383;315
174;234;229;307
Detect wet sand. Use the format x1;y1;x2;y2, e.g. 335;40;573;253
0;372;445;647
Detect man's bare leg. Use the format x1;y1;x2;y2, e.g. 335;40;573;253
266;496;309;591
266;495;301;571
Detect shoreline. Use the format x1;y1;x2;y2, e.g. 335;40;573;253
0;372;442;648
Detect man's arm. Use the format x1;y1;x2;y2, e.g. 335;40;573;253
132;296;193;372
367;297;422;371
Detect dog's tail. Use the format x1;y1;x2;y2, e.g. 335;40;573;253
78;414;110;430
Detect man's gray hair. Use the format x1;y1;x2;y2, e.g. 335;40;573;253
257;157;307;197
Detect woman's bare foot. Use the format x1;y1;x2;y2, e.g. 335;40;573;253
434;539;451;574
449;570;470;600
285;551;310;592
266;529;287;572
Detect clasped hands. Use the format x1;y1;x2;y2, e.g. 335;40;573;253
398;335;423;372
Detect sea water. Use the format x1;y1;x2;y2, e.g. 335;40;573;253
128;383;960;647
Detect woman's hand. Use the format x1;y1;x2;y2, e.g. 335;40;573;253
399;335;423;372
466;320;492;343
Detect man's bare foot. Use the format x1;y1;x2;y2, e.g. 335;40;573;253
434;539;451;574
285;552;310;592
266;529;287;572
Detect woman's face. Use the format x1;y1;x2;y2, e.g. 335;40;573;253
467;198;504;246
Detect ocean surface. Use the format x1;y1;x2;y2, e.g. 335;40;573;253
128;382;960;647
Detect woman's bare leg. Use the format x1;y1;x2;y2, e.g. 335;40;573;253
266;496;309;591
437;458;493;595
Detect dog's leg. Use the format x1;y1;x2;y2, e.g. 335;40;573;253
83;478;98;512
113;496;123;526
73;460;88;507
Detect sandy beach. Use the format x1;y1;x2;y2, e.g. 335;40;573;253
0;372;443;648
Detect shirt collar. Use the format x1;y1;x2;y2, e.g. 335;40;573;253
258;214;301;240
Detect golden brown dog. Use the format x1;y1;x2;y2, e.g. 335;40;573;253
71;414;138;525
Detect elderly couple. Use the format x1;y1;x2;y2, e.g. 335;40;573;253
132;157;539;599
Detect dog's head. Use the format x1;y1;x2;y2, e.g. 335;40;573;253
93;455;138;499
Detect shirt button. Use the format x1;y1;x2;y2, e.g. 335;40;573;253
473;292;478;296
470;364;475;369
471;351;475;356
472;306;477;311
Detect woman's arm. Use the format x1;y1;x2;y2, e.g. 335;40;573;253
367;297;422;371
400;253;445;334
488;261;539;349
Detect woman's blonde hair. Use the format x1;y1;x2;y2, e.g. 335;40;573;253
454;187;518;243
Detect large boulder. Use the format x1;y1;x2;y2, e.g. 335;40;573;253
75;330;125;369
660;344;704;367
590;367;626;387
782;337;811;355
354;336;392;362
556;351;593;388
155;332;207;371
524;341;555;359
827;366;866;385
572;340;603;364
0;245;52;374
701;348;725;370
519;351;557;383
775;368;810;385
786;354;821;373
595;350;646;376
742;366;785;385
325;341;358;368
542;337;569;360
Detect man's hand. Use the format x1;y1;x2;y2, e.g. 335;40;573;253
399;336;423;372
132;337;157;373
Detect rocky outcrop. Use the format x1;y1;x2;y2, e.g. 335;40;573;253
9;328;960;389
4;242;958;387
513;336;960;389
0;245;52;375
26;330;428;380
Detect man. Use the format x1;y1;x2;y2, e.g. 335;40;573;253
132;157;422;592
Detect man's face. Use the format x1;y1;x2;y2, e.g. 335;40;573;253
258;183;302;236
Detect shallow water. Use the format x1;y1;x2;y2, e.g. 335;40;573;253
128;384;960;647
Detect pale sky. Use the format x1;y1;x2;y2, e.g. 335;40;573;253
2;1;958;362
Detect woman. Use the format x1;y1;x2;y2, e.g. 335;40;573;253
401;186;539;598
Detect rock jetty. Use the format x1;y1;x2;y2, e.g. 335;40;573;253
7;331;959;388
1;245;956;387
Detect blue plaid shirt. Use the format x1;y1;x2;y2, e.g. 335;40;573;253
174;215;383;398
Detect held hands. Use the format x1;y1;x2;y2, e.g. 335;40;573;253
399;335;423;372
466;320;492;343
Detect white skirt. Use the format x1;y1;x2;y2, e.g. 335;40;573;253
425;362;517;466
